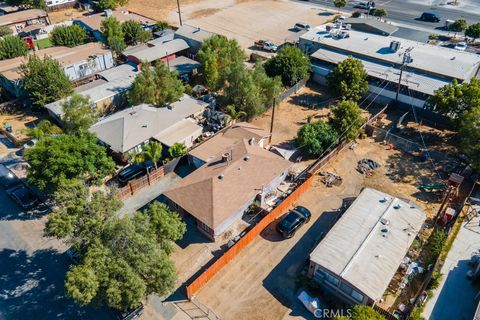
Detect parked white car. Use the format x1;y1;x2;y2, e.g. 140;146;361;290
454;42;467;51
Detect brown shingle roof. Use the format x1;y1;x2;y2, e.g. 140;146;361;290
189;122;270;162
164;139;291;230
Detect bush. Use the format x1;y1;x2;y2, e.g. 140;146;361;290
429;34;439;40
0;26;13;37
372;8;387;17
0;35;28;60
297;121;338;156
50;24;87;47
352;11;362;18
168;143;187;158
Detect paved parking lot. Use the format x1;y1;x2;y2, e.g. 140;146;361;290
0;189;115;320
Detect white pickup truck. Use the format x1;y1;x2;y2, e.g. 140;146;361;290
254;40;278;52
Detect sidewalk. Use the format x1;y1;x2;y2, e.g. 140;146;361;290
422;215;480;320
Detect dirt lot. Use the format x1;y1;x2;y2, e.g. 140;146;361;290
47;7;88;24
167;0;335;52
194;135;447;320
126;0;337;53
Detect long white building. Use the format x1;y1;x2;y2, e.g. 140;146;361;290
299;25;480;109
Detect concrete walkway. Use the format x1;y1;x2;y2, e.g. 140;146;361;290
118;171;182;216
422;215;480;320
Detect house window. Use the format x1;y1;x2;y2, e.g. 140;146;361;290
340;282;364;303
314;268;339;286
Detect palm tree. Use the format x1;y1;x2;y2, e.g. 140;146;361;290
134;140;163;169
225;105;247;125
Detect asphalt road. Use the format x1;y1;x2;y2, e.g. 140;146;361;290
306;0;480;31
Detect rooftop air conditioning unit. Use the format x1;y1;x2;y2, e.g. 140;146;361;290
104;9;113;17
390;40;401;52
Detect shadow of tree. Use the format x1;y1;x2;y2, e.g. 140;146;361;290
0;248;115;320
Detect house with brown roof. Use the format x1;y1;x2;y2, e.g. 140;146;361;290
0;9;49;35
164;123;291;240
0;42;114;98
74;8;156;41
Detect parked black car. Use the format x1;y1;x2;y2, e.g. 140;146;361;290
0;164;21;189
116;304;144;320
6;183;39;209
117;163;153;186
276;206;311;238
420;12;441;22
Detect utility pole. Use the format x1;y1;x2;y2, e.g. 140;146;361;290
269;98;276;144
395;48;413;104
176;0;183;26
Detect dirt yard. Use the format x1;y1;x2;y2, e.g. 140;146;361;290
193;135;447;320
47;7;89;24
0;110;47;156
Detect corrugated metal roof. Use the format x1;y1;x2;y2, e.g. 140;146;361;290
310;188;425;302
301;27;480;81
126;39;189;63
311;48;451;95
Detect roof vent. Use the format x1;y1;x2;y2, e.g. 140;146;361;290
142;124;147;128
218;174;224;180
380;218;389;225
381;228;389;237
379;197;388;203
394;203;402;209
248;137;255;145
244;155;250;161
222;153;230;163
104;9;112;17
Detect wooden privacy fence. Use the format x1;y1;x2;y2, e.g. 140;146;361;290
185;104;389;298
117;166;165;200
186;175;314;298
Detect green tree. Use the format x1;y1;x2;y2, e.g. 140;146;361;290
465;23;480;41
21;55;74;107
252;65;282;105
449;19;467;32
129;61;184;107
65;201;185;310
101;16;126;54
24;133;114;192
224;64;264;119
168;143;187;158
62;94;98;134
134;140;162;168
297;121;338;156
197;35;246;91
264;45;310;87
0;26;13;37
50;24;87;47
45;178;122;249
334;0;347;8
335;305;384;320
372;8;387;17
327;57;368;101
427;78;480;119
328;100;363;142
122;20;151;45
97;0;127;10
458;105;480;170
225;105;247;123
26;120;62;140
0;35;28;60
